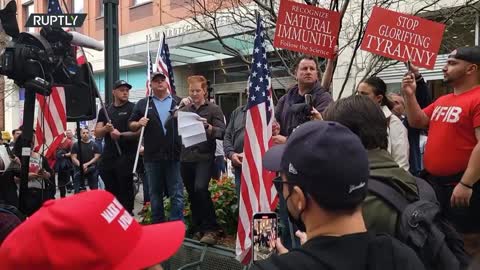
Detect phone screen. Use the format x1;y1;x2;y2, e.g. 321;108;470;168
252;212;278;261
305;94;313;106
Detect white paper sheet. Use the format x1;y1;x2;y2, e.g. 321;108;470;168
177;111;207;147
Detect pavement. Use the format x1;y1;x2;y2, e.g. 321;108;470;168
53;177;146;221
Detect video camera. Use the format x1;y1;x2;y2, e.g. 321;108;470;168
289;93;315;120
0;1;102;121
0;1;105;214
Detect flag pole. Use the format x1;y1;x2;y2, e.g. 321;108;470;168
61;0;122;157
132;38;155;174
84;55;122;156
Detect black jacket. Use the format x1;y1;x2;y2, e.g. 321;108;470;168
275;82;333;136
403;77;431;176
179;101;225;162
129;95;182;162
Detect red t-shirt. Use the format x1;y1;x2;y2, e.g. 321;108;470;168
423;86;480;176
58;138;73;151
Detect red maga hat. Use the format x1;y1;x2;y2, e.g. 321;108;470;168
0;190;185;270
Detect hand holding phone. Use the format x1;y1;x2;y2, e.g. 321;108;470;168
305;94;313;107
252;212;278;261
406;60;412;73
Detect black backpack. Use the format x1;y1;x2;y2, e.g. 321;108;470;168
368;176;471;270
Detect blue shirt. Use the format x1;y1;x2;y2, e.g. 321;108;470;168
152;95;173;134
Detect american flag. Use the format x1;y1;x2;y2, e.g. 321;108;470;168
34;0;68;166
47;0;62;14
145;39;153;96
154;33;176;95
236;16;277;264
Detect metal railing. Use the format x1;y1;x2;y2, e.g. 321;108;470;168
164;238;249;270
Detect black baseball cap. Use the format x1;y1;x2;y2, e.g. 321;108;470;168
448;46;480;64
113;80;132;90
151;71;166;80
263;121;369;210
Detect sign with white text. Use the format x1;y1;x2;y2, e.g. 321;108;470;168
25;14;87;28
273;0;340;59
360;6;445;69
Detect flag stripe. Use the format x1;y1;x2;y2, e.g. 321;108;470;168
154;33;176;95
36;96;58;138
33;0;68;165
236;16;277;264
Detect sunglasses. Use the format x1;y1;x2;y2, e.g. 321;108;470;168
272;176;298;194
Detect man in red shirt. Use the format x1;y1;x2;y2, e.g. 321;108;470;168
402;46;480;247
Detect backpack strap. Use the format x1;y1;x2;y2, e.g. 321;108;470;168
368;178;410;212
414;177;439;204
0;204;26;221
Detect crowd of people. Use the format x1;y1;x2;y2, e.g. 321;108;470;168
0;45;479;269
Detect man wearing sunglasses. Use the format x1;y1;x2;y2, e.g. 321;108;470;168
253;121;424;270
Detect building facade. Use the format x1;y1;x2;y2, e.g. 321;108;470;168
2;0;479;131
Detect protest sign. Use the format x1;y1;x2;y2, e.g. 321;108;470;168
273;0;340;58
360;6;445;69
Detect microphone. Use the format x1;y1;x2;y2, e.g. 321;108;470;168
67;31;104;51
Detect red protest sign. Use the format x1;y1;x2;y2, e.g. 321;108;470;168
273;0;340;59
360;6;445;69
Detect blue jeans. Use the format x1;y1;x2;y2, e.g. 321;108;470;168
73;168;98;193
144;160;184;224
213;156;226;180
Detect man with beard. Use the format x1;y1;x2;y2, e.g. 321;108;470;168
402;46;480;254
273;56;333;144
252;121;424;270
95;80;139;214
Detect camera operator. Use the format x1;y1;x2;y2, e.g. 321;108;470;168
274;56;333;144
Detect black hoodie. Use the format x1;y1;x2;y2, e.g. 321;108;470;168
251;232;425;270
275;82;333;136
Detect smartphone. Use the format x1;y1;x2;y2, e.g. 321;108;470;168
305;94;313;107
252;212;278;261
305;94;314;115
406;60;412;72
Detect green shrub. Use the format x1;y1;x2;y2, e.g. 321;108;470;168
142;176;239;236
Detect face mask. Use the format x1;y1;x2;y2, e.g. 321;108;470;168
285;191;306;232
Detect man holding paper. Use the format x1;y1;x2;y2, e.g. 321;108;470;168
129;71;184;224
178;75;226;245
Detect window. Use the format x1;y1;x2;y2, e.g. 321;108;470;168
132;0;151;6
73;0;84;13
98;1;104;17
24;3;34;33
170;0;191;9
